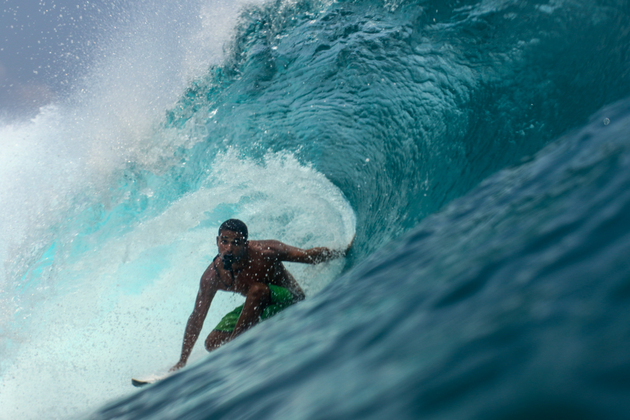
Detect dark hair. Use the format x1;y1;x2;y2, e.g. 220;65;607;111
218;219;248;241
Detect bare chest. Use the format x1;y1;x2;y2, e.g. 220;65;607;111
216;259;279;295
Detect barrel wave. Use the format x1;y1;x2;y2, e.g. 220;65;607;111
1;0;629;419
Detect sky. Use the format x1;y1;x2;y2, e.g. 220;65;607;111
0;0;125;118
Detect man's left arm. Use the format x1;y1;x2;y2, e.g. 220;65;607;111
266;238;353;264
276;263;306;301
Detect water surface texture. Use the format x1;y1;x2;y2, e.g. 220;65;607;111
1;0;629;419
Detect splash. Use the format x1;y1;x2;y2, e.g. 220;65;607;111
0;150;355;419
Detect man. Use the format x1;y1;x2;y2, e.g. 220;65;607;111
171;219;351;371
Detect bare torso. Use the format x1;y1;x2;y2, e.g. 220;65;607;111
171;229;349;371
212;240;301;298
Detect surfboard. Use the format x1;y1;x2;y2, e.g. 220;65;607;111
131;372;171;387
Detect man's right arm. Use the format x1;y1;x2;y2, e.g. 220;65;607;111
263;238;353;265
171;264;218;372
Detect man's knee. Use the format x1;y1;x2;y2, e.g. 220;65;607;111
248;282;270;303
205;330;230;352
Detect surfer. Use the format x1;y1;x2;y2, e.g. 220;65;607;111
170;219;351;372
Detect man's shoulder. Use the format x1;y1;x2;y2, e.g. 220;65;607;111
249;240;285;257
201;256;221;283
249;239;284;248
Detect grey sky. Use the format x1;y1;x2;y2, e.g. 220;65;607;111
0;0;125;118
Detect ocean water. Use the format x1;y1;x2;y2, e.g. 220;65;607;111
1;0;630;419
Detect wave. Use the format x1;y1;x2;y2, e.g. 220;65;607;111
1;0;630;418
164;0;630;252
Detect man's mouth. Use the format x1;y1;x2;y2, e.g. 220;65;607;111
222;254;235;270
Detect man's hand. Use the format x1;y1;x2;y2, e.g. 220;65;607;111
345;235;355;255
325;235;355;260
169;360;186;373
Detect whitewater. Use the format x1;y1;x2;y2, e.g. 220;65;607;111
1;0;630;419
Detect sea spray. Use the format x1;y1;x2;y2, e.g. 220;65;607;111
2;0;630;418
0;149;354;419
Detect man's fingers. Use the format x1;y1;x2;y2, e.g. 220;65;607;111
169;362;184;372
346;235;356;252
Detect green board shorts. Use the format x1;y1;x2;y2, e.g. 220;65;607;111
214;285;297;332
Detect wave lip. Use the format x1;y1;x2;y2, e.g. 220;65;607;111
166;0;630;254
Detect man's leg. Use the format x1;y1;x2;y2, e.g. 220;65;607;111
205;330;232;352
231;282;270;339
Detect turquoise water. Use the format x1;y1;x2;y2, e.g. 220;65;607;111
1;0;630;418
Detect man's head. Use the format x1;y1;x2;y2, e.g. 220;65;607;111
217;219;249;269
218;219;248;241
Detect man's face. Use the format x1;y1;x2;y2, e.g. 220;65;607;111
217;230;248;260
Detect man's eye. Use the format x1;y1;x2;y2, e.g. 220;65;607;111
234;241;240;246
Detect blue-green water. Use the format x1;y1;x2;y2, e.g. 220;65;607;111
1;0;630;418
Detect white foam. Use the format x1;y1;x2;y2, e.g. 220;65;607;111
0;0;263;275
0;148;355;419
0;0;350;418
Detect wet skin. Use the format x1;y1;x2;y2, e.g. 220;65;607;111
171;229;350;372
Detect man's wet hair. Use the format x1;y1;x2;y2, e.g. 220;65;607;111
218;219;248;241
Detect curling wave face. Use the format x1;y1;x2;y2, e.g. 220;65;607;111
2;0;630;418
